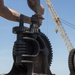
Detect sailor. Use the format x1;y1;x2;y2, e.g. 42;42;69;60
0;0;44;26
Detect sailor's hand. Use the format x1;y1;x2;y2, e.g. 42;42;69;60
31;14;44;26
37;14;44;26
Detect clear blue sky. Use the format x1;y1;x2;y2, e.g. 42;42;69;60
0;0;75;75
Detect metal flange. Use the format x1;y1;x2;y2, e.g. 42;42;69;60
68;49;75;73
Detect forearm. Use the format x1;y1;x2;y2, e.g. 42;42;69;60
0;6;31;24
27;0;44;15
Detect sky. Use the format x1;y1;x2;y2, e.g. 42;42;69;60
0;0;75;75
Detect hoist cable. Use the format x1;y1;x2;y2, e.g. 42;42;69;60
62;22;75;29
61;18;75;29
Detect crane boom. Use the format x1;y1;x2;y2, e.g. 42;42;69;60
46;0;74;52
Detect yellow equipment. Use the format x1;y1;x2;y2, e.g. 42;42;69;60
46;0;74;52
